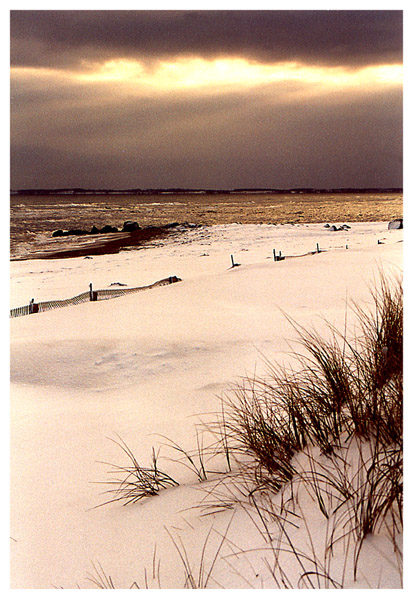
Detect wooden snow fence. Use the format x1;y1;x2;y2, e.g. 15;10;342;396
10;276;181;318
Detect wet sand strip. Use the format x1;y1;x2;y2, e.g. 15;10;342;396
11;226;175;261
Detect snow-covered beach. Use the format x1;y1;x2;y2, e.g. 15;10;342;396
10;221;403;589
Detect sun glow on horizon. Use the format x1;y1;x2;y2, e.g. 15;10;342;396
12;58;403;94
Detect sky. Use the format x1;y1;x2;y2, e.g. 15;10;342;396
10;7;403;190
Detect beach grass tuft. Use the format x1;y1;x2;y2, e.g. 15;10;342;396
95;435;179;507
221;272;402;489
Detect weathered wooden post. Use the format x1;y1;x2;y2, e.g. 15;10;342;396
230;254;241;268
273;249;277;261
89;282;97;301
29;298;39;314
316;243;320;253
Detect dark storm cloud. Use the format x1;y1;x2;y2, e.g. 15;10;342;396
10;76;402;190
10;10;403;189
10;10;402;70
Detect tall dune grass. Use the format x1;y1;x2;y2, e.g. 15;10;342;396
221;274;402;491
210;273;403;584
97;273;402;588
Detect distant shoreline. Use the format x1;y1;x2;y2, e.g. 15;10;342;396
11;187;403;196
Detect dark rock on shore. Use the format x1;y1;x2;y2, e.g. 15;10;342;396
164;222;180;228
181;222;199;229
327;224;351;232
122;221;141;232
51;219;201;239
68;229;88;236
100;225;119;233
53;228;88;236
388;218;403;230
53;222;130;237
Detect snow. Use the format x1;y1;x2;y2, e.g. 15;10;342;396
9;222;403;589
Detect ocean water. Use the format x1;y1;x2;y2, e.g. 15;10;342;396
10;192;402;260
9;192;242;258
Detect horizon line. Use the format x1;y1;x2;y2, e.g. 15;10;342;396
11;186;403;194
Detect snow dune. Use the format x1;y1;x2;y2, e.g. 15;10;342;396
10;222;403;588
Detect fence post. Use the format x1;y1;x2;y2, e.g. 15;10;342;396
29;298;39;314
273;249;276;261
316;243;320;253
231;254;235;268
89;283;97;301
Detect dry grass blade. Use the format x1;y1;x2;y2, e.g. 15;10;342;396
164;513;234;588
158;431;209;482
96;435;179;507
86;560;139;589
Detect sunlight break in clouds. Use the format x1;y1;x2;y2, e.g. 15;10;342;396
12;57;401;93
72;57;403;91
